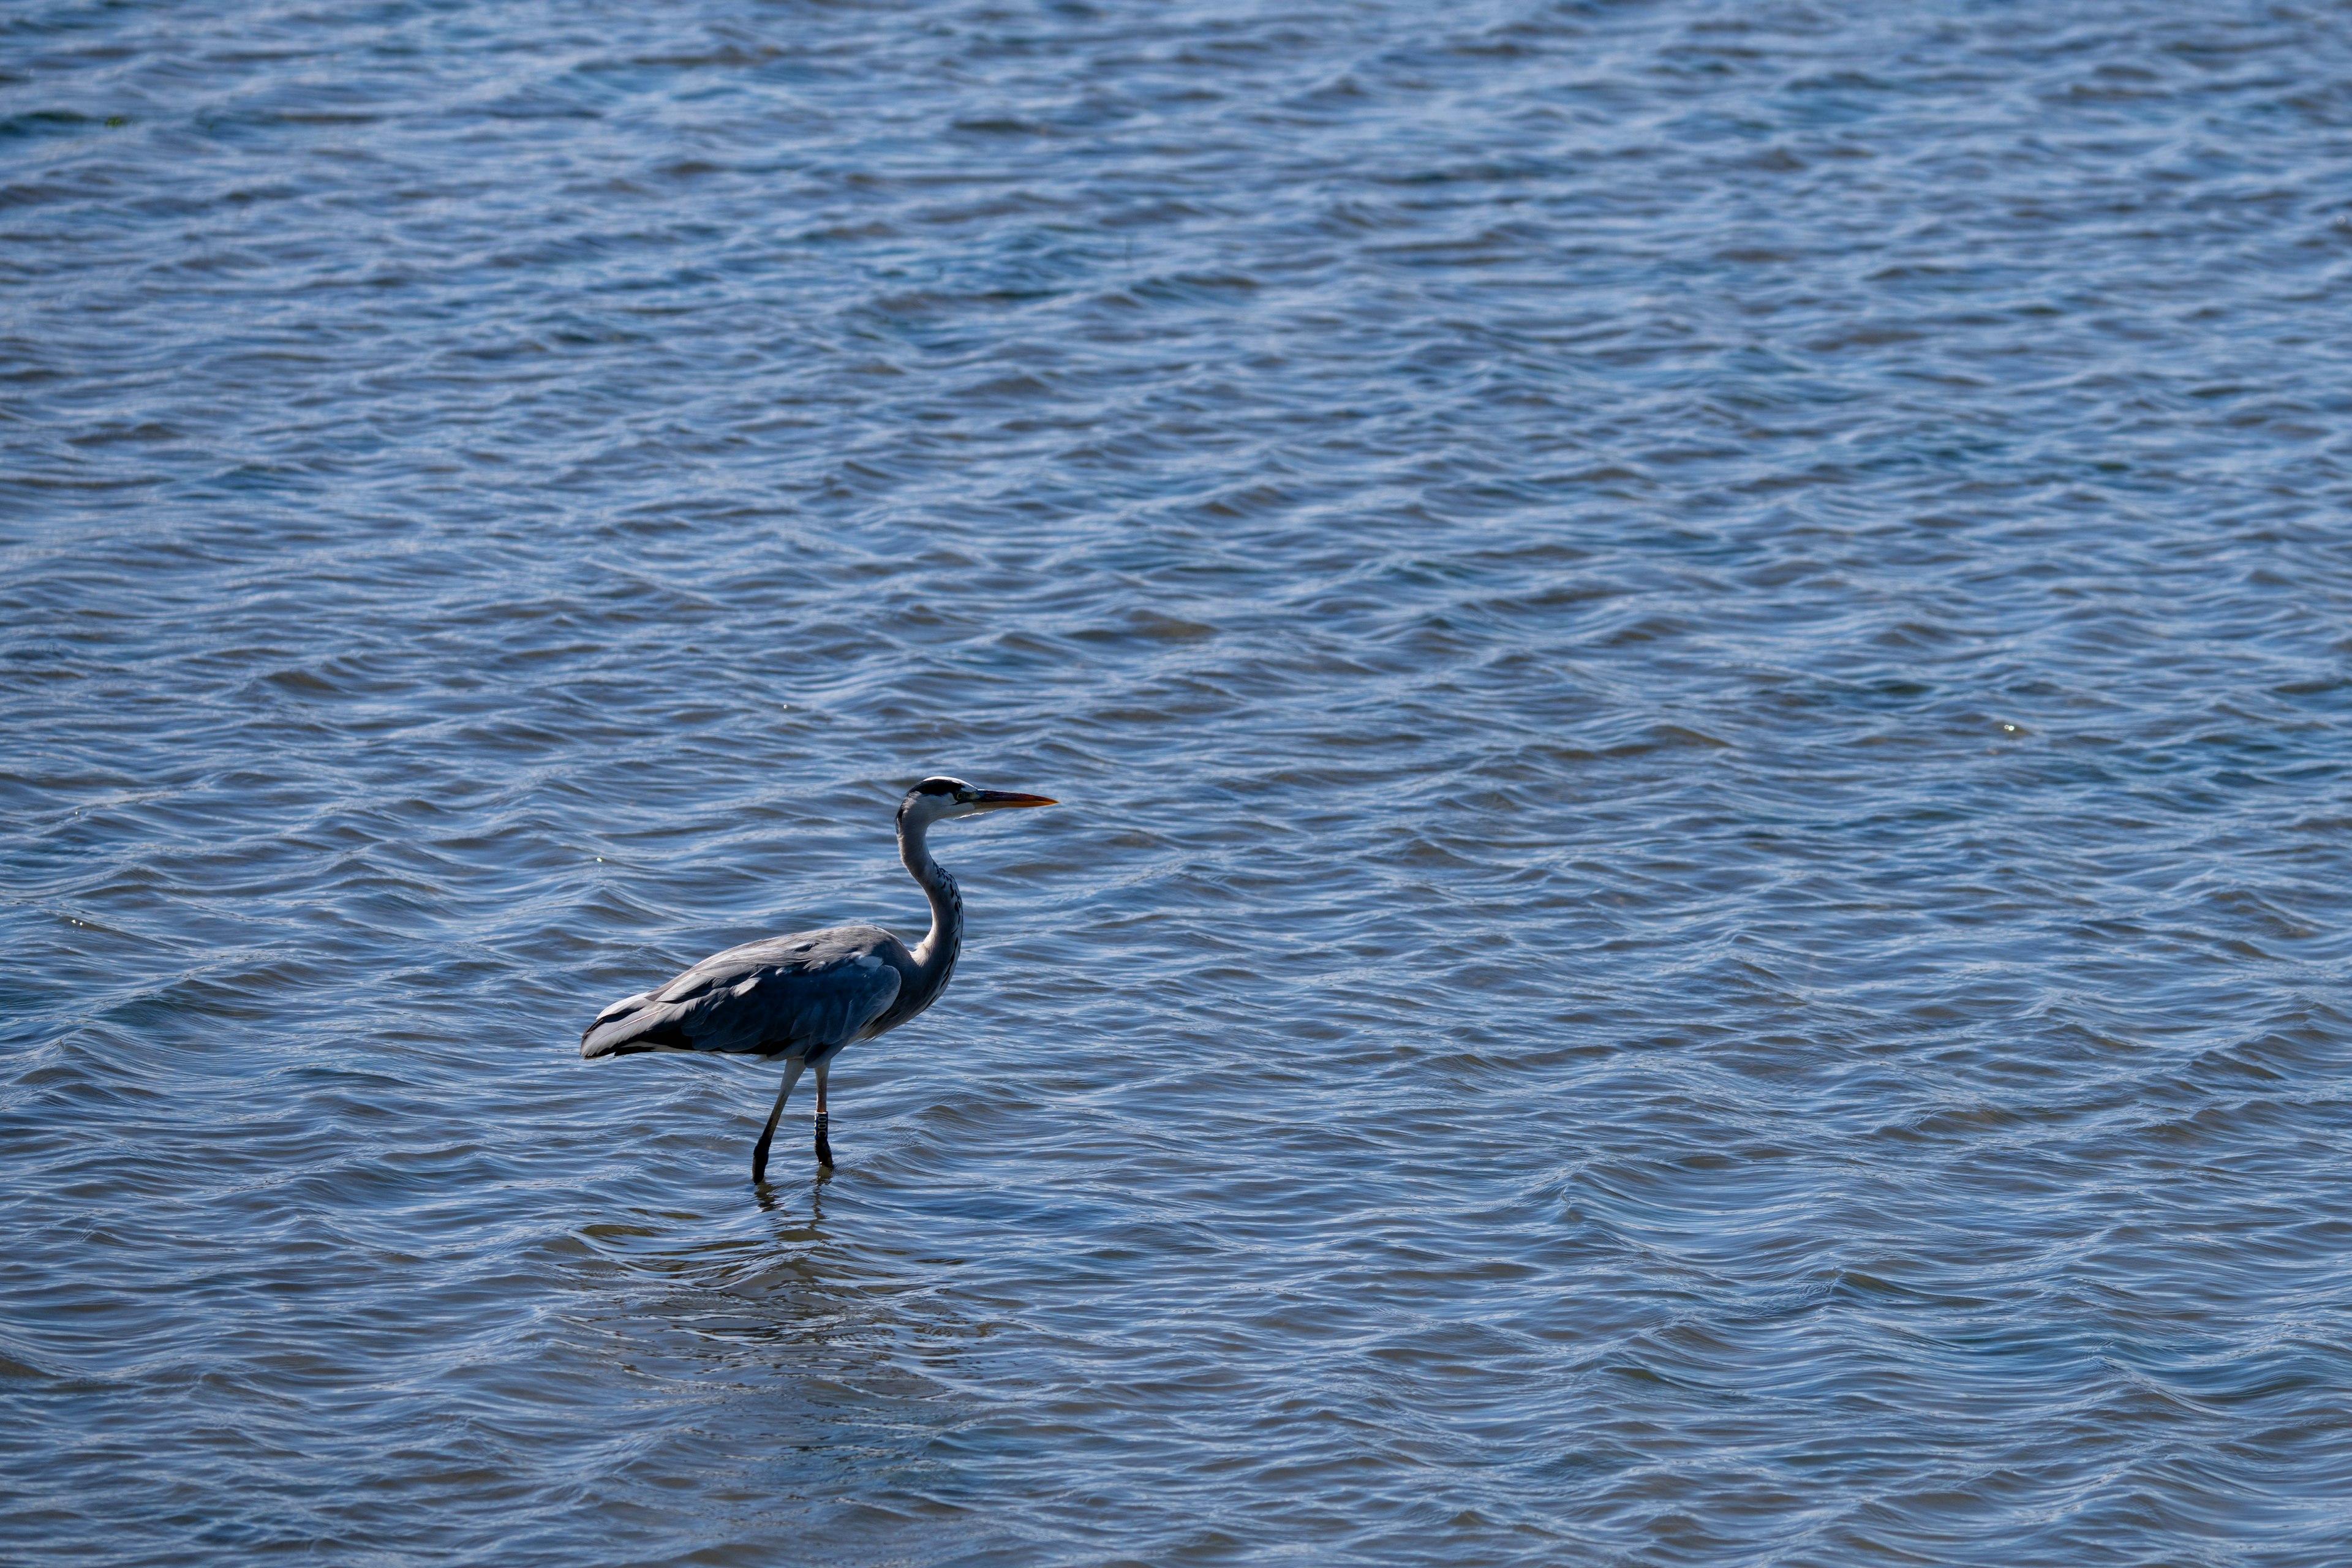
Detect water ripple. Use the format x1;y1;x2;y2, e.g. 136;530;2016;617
7;0;2352;1564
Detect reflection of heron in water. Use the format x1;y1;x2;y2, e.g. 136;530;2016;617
582;777;1057;1181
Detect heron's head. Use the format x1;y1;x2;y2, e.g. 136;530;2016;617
898;775;1057;827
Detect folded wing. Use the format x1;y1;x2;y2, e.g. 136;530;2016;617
581;927;903;1061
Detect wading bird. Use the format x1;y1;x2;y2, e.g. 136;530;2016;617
581;777;1055;1180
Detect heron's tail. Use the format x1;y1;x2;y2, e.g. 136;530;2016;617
581;990;658;1058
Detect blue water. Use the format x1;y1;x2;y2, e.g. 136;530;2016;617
7;1;2352;1562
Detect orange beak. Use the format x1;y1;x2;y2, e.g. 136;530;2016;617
970;790;1057;810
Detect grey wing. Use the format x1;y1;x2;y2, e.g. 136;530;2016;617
581;929;901;1061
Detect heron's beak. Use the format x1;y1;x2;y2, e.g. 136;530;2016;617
971;790;1057;810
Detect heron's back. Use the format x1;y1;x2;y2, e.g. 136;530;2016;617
581;925;910;1061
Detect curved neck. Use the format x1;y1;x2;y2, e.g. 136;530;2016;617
898;812;963;1013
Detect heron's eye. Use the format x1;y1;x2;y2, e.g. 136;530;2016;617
956;790;976;802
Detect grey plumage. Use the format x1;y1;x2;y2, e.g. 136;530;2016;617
581;775;1055;1180
581;928;907;1065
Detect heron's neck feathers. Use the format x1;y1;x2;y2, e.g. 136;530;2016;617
899;812;962;999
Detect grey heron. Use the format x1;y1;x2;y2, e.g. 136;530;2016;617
581;777;1056;1181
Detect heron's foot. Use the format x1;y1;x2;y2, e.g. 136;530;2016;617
814;1111;835;1168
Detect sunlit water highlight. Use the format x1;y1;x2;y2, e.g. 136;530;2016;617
6;2;2352;1563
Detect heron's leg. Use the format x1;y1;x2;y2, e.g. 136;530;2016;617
752;1057;806;1184
813;1061;834;1168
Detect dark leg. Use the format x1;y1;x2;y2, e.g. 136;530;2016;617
752;1057;805;1183
814;1061;835;1168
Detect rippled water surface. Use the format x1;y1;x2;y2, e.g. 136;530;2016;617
9;1;2352;1562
